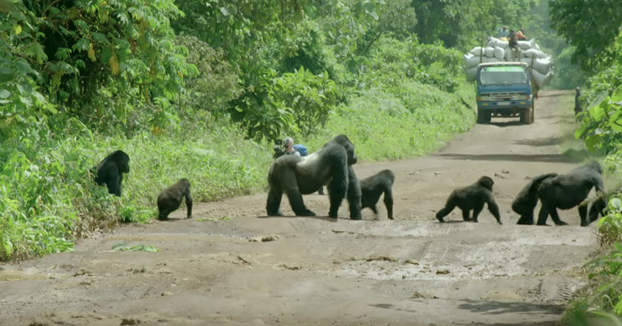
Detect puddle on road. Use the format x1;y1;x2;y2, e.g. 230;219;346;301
0;266;55;282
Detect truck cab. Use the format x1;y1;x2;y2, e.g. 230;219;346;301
475;62;535;124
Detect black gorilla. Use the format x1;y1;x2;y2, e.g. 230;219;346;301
266;134;359;219
583;192;610;226
157;178;193;220
359;169;395;220
436;176;502;224
536;161;605;226
512;173;558;225
91;150;130;197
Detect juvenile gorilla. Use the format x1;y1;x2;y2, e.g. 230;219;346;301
157;178;193;220
359;169;395;220
511;173;558;225
436;176;502;224
266;134;359;219
536;161;605;226
91;150;130;197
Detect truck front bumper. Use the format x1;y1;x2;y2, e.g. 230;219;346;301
477;101;531;110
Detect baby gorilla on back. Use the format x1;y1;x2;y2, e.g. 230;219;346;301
435;176;502;224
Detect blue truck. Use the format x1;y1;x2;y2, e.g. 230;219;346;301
475;62;538;124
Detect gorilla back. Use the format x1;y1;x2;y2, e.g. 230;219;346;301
266;134;358;219
536;161;605;226
157;178;193;220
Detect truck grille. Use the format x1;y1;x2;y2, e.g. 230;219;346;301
480;92;528;101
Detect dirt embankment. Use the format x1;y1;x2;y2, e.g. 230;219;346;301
0;90;601;326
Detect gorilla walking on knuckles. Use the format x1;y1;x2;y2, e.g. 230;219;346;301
436;176;502;224
91;150;130;197
157;178;193;220
359;169;395;220
266;134;361;219
512;173;558;225
535;161;605;226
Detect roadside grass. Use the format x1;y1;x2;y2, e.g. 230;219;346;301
300;81;476;161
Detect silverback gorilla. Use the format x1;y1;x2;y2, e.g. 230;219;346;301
157;178;193;220
436;176;502;224
512;173;558;225
266;134;360;219
91;150;130;197
535;161;605;226
360;169;395;220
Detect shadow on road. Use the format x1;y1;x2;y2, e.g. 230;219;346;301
434;153;575;163
515;137;563;147
457;299;563;316
256;215;339;222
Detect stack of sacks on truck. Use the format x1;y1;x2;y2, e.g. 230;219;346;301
463;37;554;87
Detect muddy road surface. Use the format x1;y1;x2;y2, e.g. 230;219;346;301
0;90;603;326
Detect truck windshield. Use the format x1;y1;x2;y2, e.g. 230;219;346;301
479;66;528;86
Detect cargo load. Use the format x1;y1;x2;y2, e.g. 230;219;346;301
463;36;554;87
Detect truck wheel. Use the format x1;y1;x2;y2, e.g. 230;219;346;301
520;107;534;125
477;109;491;124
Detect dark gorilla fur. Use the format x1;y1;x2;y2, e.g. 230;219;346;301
157;178;193;220
536;161;605;226
436;176;502;224
512;173;558;225
266;134;359;219
580;184;622;226
359;169;395;220
91;150;130;197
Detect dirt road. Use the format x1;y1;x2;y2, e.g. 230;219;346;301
0;90;603;326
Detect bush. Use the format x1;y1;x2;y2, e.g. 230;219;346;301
0;118;272;261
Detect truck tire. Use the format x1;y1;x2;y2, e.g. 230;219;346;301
520;106;534;124
477;109;491;124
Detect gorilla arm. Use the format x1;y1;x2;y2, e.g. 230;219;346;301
484;190;503;225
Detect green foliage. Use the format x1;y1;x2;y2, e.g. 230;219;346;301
174;34;242;117
412;0;537;49
0;118;273;261
549;0;622;73
574;87;622;154
171;0;305;61
229;66;338;141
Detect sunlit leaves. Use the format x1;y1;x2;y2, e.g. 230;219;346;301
549;0;622;72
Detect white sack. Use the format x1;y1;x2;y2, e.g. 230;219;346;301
522;48;548;59
469;46;485;56
464;53;483;69
532;69;554;88
494;46;505;60
465;66;478;82
487;38;509;48
533;58;552;75
484;46;495;58
519;57;552;74
517;38;536;50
